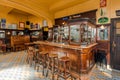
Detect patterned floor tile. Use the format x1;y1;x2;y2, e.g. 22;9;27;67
0;51;120;80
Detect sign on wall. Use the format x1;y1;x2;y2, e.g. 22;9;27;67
100;0;106;7
98;0;109;24
0;18;6;29
42;20;48;27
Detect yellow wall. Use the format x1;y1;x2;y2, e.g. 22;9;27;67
97;0;120;24
27;15;43;29
1;0;120;27
0;12;27;29
55;0;120;24
25;15;53;28
0;12;45;29
55;0;99;18
109;0;120;18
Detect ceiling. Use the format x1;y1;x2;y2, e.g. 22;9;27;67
0;0;90;21
9;9;33;16
5;0;89;12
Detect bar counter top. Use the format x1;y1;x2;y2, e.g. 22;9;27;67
33;41;97;50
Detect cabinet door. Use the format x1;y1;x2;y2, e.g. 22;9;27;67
80;24;88;45
70;25;80;44
111;18;120;70
12;31;17;36
0;30;5;38
63;26;69;40
91;27;96;42
97;27;109;40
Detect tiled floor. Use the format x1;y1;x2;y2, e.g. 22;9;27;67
89;66;120;80
0;51;120;80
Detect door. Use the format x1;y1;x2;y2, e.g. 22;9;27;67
111;18;120;70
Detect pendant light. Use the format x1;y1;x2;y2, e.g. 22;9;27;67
100;25;105;29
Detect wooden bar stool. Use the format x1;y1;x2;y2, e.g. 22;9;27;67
35;45;49;76
57;53;71;80
36;51;48;76
46;52;58;80
26;46;35;66
33;48;39;70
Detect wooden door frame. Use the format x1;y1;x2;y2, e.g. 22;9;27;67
110;18;120;68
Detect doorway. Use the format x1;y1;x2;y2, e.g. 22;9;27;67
111;18;120;70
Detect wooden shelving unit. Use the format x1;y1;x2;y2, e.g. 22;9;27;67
0;28;42;51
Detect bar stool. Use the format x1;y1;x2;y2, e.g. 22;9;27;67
26;46;35;66
37;51;48;76
35;45;49;76
33;47;39;70
57;53;71;80
46;52;58;80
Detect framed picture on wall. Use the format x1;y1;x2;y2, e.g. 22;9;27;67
100;0;106;7
19;22;25;29
1;18;6;29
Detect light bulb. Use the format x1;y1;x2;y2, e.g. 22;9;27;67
7;32;10;35
62;22;65;25
100;25;105;29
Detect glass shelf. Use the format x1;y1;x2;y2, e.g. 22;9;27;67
69;21;96;46
52;20;96;46
70;25;80;44
97;27;108;40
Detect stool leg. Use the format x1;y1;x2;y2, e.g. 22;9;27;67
57;62;60;80
64;62;67;80
34;61;37;70
46;58;49;77
52;58;54;80
42;55;47;76
42;64;44;76
26;56;29;64
29;57;32;67
42;58;45;76
37;65;39;72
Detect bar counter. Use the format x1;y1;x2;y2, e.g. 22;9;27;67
34;41;97;73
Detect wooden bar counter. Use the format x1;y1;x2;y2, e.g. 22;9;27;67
34;41;97;73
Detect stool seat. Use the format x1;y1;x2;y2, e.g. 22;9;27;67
49;53;58;58
60;56;70;62
39;51;49;55
35;49;39;52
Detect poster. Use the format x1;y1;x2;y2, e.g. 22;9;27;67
1;18;6;28
100;0;106;7
98;0;109;24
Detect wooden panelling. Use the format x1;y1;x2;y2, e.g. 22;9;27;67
96;40;110;65
96;40;110;53
55;9;97;25
34;41;97;73
11;35;30;51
